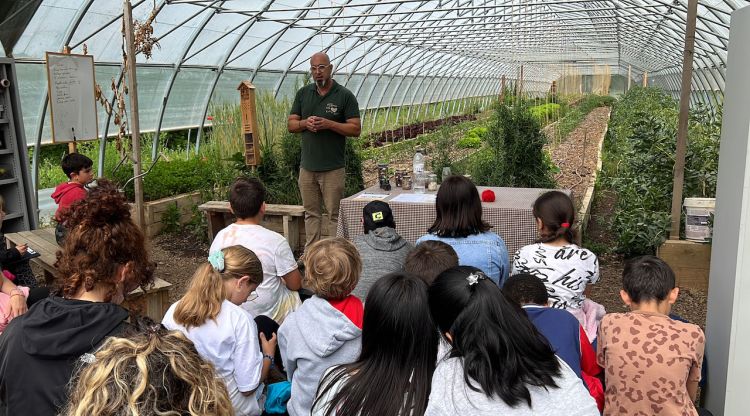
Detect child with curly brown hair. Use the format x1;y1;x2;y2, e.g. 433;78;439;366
279;237;363;416
0;179;156;415
62;317;235;416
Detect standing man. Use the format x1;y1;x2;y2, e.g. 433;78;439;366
288;52;361;253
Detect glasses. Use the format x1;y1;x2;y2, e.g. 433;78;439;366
310;64;331;73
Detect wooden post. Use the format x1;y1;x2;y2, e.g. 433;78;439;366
627;65;632;91
238;81;261;167
643;71;648;87
669;0;699;240
123;0;145;228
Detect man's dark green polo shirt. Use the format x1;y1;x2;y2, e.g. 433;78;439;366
290;81;360;172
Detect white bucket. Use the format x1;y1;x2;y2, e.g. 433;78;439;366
684;197;715;242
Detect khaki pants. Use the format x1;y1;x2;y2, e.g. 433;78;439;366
298;167;345;252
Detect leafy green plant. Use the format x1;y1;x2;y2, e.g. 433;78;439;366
430;126;454;181
470;102;556;188
160;202;181;234
601;87;721;255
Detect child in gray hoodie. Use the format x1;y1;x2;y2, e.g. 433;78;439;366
352;201;413;300
279;238;363;416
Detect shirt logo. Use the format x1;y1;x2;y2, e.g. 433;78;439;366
326;103;339;114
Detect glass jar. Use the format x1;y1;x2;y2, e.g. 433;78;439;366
427;173;438;191
377;163;390;190
395;169;404;188
401;175;412;190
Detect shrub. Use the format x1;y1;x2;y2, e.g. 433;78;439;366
602;87;721;256
468;102;555;189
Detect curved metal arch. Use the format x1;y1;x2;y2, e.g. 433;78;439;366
31;0;118;196
269;0;394;98
151;0;225;159
336;0;483;90
244;0;320;86
193;0;276;151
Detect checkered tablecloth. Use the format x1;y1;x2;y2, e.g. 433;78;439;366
337;184;569;255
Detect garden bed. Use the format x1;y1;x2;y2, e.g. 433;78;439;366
363;114;476;148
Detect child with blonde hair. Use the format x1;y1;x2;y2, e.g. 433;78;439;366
162;245;277;416
279;237;363;416
63;317;235;416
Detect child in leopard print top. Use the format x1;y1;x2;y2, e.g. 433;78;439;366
597;255;704;416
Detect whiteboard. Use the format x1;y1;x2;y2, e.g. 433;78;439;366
45;52;99;143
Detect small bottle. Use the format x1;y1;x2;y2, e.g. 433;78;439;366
413;148;425;193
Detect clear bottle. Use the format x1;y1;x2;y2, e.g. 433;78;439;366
413;148;425;193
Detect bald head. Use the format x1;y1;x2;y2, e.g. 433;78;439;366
310;52;331;66
310;52;333;88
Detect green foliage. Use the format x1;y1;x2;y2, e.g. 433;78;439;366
112;157;235;202
160;203;181;234
457;126;486;149
602;87;721;256
551;94;616;144
529;103;562;125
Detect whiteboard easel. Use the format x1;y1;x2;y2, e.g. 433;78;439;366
45;52;99;143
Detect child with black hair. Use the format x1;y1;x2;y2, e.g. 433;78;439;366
425;266;598;415
503;273;604;412
511;191;602;340
51;153;94;244
313;272;437;416
597;255;705;416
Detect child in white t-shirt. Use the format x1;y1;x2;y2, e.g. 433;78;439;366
210;177;303;324
511;191;602;339
162;245;277;416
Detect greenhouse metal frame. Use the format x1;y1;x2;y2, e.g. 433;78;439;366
1;1;744;186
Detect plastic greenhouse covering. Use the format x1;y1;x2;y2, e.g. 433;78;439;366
0;0;744;149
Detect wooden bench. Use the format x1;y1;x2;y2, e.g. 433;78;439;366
4;228;173;321
198;201;306;251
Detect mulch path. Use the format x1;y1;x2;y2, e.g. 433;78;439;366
547;107;611;209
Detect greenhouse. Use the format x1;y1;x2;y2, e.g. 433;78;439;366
0;0;749;415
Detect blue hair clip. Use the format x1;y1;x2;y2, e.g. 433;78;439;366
208;251;225;272
467;271;488;286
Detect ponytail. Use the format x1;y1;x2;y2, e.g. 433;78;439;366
533;191;576;244
173;264;226;329
428;266;561;407
173;245;263;329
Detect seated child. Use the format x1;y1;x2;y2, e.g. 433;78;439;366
597;255;705;416
511;190;602;340
63;317;234;415
210;177;302;324
162;245;277;416
352;201;412;300
404;240;459;285
0;195;37;288
279;238;363;416
503;273;604;411
51;153;94;244
425;266;598;415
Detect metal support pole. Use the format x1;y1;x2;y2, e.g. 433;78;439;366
123;0;145;229
669;0;698;240
627;65;632;90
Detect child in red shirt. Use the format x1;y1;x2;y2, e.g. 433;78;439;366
51;153;93;244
